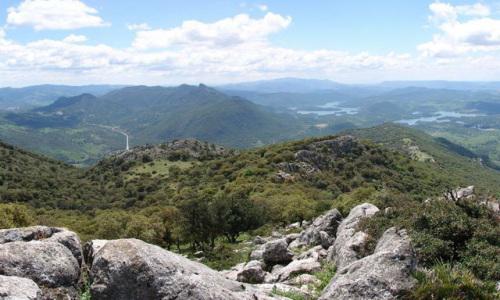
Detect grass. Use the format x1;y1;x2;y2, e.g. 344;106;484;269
411;263;499;300
271;286;306;300
312;263;336;293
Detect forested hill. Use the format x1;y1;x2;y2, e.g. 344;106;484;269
6;84;303;148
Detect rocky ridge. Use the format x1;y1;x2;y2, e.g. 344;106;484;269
0;203;417;299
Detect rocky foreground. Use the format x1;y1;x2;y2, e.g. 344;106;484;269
0;203;418;299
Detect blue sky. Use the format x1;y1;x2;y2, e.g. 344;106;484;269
1;0;500;86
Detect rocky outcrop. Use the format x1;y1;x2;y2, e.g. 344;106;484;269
327;203;379;269
0;226;83;265
0;275;42;300
444;186;475;201
319;227;417;300
297;208;342;248
0;226;82;300
262;238;294;266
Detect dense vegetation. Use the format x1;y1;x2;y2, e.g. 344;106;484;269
0;125;499;298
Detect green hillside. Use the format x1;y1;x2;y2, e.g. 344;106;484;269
1;125;499;297
1;85;307;164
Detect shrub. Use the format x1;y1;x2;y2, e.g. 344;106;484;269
412;263;498;300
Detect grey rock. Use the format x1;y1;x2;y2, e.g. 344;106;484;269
295;245;327;262
0;241;80;288
273;258;321;282
89;239;280;300
328;203;379;269
253;236;267;245
237;260;266;284
220;263;245;281
83;240;108;266
298;209;342;248
285;233;300;244
262;238;293;266
319;228;417;300
287;274;320;287
250;245;265;261
0;226;82;266
0;275;42;300
444;186;475;201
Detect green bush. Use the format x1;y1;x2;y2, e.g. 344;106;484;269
412;263;498;300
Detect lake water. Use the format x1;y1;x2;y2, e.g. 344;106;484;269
295;102;359;116
397;111;483;126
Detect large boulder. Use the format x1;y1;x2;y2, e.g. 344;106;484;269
328;203;379;269
0;241;80;288
88;239;280;300
0;226;83;266
319;228;417;300
298;209;342;248
262;238;294;266
0;275;42;300
236;260;267;284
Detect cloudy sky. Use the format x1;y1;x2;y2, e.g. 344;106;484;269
1;0;500;86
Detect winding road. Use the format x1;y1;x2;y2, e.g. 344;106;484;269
88;124;130;151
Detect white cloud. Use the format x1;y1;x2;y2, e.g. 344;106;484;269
127;23;151;31
132;12;291;49
258;4;268;12
63;34;87;43
6;0;109;30
420;1;500;57
1;9;500;85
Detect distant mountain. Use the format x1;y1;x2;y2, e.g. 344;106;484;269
379;81;500;91
0;84;125;110
5;84;305;149
219;77;346;93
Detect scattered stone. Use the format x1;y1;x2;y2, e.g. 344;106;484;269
327;203;379;269
285;233;300;244
250;245;265;261
237;260;267;284
273;258;321;282
0;275;42;300
295;245;327;262
287;274;320;287
320;228;417;300
298;209;342;248
262;238;293;266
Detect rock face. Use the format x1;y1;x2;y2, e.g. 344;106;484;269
320;227;417;300
0;226;82;299
262;238;293;266
0;275;42;300
298;209;342;248
89;239;276;300
328;203;379;269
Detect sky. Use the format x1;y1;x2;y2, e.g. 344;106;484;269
1;0;500;86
